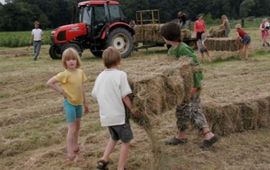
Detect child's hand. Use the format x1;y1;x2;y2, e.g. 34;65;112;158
130;108;141;118
190;88;198;96
61;91;68;98
84;105;89;114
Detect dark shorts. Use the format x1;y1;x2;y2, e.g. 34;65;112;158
241;35;251;45
108;123;133;143
196;32;204;40
199;47;208;53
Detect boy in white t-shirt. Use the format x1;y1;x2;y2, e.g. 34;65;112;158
92;47;139;170
30;21;43;60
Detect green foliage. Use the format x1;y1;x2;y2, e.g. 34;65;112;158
0;30;51;47
203;14;220;26
240;0;256;17
0;0;270;31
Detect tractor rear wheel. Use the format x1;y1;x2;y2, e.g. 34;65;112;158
49;45;62;60
107;28;133;58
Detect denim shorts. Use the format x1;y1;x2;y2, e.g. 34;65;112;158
108;123;133;143
241;35;251;45
63;99;83;123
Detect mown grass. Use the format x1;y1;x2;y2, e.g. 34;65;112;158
0;30;51;47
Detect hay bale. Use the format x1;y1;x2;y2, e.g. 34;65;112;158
181;29;192;40
127;57;194;129
209;25;225;37
205;38;241;51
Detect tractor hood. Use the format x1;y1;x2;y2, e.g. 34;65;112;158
51;23;88;44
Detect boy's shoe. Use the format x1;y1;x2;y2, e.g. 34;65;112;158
165;137;188;145
200;135;219;149
96;160;109;170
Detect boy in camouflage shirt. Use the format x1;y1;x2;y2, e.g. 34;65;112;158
160;22;218;148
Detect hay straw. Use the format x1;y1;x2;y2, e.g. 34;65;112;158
123;57;194;170
127;57;193;129
205;38;241;52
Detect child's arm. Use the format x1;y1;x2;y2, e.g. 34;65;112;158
82;85;89;114
122;96;140;117
46;77;67;98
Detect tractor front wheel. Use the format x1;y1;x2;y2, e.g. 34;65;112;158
62;43;82;56
90;48;103;58
49;45;62;60
107;28;133;58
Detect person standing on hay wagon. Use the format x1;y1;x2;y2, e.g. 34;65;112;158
194;14;210;62
177;11;190;29
235;24;251;60
30;21;43;60
160;22;218;149
92;47;140;170
221;15;231;37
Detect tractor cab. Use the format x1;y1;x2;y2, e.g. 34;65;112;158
79;0;127;39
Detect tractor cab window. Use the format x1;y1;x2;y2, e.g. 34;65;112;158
108;5;126;22
93;6;106;23
80;6;92;25
91;5;106;38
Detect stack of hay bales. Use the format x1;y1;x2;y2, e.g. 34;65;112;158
202;97;270;136
181;28;192;41
126;57;194;129
133;24;192;45
134;24;164;44
205;37;242;51
208;25;225;37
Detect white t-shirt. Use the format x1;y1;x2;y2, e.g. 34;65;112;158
31;28;43;41
92;69;132;127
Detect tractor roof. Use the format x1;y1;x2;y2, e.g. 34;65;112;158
78;0;119;7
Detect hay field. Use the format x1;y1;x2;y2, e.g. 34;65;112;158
1;28;270;170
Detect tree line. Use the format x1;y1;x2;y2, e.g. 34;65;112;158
0;0;269;31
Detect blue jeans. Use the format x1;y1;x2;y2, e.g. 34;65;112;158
33;41;42;59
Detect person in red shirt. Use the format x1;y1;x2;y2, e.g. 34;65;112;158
235;24;251;59
194;14;206;39
194;14;210;61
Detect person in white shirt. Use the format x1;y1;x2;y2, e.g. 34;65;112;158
92;47;139;170
30;21;43;60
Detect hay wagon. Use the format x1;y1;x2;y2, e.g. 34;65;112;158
132;9;197;50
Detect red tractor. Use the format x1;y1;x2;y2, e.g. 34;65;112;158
49;0;134;59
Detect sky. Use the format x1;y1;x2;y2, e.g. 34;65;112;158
0;0;5;4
